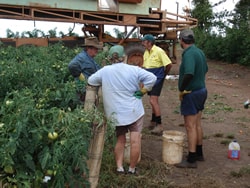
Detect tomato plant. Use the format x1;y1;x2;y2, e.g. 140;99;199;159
0;43;108;188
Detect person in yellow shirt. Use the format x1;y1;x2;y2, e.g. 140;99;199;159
142;34;172;135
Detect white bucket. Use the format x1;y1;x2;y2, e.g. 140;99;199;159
124;132;141;164
162;130;186;164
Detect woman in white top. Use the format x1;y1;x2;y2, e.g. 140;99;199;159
88;45;156;174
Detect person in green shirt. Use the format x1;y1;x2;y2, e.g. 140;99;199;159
175;29;208;168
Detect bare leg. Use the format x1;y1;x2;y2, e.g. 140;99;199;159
184;114;198;153
150;95;163;135
175;114;199;168
150;95;161;117
114;134;126;169
196;111;203;145
129;131;141;169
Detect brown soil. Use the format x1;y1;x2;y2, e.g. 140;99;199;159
141;58;250;188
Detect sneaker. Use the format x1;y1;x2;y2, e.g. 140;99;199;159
150;125;163;136
175;160;197;168
127;168;138;175
116;170;126;175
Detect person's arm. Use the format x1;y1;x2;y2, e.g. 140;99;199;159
68;63;82;77
179;74;193;91
159;48;172;75
133;68;157;99
164;63;172;75
141;69;157;91
87;70;102;86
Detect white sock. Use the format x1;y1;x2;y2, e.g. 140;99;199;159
128;167;135;173
117;166;124;172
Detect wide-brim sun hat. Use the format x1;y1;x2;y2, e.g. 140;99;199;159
81;37;103;49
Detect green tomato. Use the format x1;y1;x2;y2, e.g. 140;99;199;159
48;132;58;140
46;169;57;176
0;123;4;128
46;169;54;176
4;166;14;174
6;100;13;106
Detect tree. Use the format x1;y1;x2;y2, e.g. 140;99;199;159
224;0;250;65
191;0;214;32
230;0;249;28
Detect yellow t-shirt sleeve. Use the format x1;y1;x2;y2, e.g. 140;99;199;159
159;49;171;67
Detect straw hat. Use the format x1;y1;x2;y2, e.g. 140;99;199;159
81;37;103;49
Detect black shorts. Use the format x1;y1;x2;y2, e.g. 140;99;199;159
148;78;165;96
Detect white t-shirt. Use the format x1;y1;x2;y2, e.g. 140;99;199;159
88;63;156;126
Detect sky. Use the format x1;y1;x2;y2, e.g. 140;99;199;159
0;0;239;38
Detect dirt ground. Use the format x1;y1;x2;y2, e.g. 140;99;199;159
141;57;250;187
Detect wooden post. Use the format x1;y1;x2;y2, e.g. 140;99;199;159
84;86;106;188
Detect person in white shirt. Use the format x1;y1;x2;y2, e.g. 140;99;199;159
88;45;156;174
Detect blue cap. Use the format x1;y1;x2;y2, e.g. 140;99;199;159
141;34;155;42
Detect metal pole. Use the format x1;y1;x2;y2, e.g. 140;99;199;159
176;1;179;21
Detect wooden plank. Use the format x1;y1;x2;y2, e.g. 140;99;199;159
15;38;48;47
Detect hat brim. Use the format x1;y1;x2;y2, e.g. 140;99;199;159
81;44;103;49
141;36;154;42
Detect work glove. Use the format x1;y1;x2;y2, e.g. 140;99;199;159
133;88;148;99
79;73;85;81
179;90;191;101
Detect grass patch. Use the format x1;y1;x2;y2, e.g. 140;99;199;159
235;116;250;123
214;133;224;137
212;94;225;100
173;107;180;114
203;135;210;139
230;167;250;178
204;102;234;114
99;127;173;188
99;157;173;188
220;139;231;145
204;94;234;115
226;134;235;139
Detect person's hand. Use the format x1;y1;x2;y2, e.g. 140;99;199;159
179;90;191;101
133;88;147;99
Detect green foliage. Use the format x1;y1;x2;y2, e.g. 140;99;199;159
0;43;109;187
0;43;76;100
94;44;110;66
230;167;250;178
21;29;45;38
191;0;250;66
0;89;93;187
192;0;214;31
